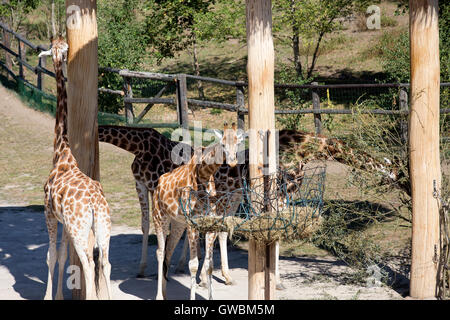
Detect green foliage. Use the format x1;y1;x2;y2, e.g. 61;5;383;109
311;202;386;275
97;0;150;114
144;0;214;62
378;1;449;83
0;0;40;31
192;0;245;43
377;31;410;83
275;64;312;131
273;0;366;79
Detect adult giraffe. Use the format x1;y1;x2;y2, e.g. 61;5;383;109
41;37;112;300
98;124;403;288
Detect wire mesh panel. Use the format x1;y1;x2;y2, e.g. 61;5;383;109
180;165;327;244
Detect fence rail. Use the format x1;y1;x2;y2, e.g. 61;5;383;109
1;22;449;136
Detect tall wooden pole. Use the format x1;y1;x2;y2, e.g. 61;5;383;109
246;0;277;300
409;0;441;299
65;0;105;299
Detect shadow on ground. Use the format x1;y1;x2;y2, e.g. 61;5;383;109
0;204;408;300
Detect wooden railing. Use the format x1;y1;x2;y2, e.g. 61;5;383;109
1;21;449;137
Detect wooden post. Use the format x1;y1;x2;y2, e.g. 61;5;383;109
312;82;321;135
123;76;134;124
409;0;441;299
236;85;245;130
399;87;408;145
37;54;46;90
176;74;189;130
1;22;12;81
65;0;106;300
17;39;24;80
246;0;277;300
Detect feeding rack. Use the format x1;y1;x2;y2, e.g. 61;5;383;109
179;165;327;244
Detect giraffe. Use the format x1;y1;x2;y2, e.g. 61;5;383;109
97;124;197;278
152;123;244;300
98;124;402;289
173;128;404;288
40;37;112;300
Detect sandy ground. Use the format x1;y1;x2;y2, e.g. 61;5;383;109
0;202;405;300
0;84;407;300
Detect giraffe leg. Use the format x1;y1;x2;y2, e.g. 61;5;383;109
44;213;58;300
164;220;185;279
218;231;233;285
155;215;169;300
175;231;189;274
70;239;95;300
66;210;96;300
136;181;150;278
201;232;217;299
199;231;216;288
187;225;199;300
95;211;113;300
55;228;69;300
275;241;286;290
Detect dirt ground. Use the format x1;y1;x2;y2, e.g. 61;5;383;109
0;203;405;300
0;84;407;300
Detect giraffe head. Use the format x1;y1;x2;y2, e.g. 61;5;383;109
38;36;68;64
213;122;244;167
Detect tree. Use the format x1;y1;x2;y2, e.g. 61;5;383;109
189;0;245;98
97;0;151;114
0;0;40;32
273;0;370;80
0;0;39;80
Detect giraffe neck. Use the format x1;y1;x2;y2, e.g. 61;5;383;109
98;125;181;157
196;144;224;181
53;58;71;165
278;129;398;181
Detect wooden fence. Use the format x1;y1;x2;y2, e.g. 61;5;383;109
1;21;449;137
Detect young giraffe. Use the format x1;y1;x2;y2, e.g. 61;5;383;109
173;129;404;288
40;37;112;300
98;124;402;289
152;123;244;300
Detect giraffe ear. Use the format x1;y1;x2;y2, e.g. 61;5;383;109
38;48;52;58
236;130;247;144
213;129;223;141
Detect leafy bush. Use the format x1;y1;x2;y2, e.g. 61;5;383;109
97;0;151;114
275;64;312;131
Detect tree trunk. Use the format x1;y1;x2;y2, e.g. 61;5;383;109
246;0;277;300
290;0;302;79
51;0;57;37
65;0;105;300
307;32;324;79
192;36;205;100
408;0;441;300
1;19;13;81
292;31;302;79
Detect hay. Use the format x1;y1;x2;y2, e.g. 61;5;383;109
188;215;243;237
235;207;323;244
188;206;323;244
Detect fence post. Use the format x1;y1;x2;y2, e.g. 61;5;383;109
176;74;189;130
312;81;321;135
1;25;13;81
399;87;409;145
123;75;134;124
17;38;24;80
37;54;45;90
236;85;245;130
